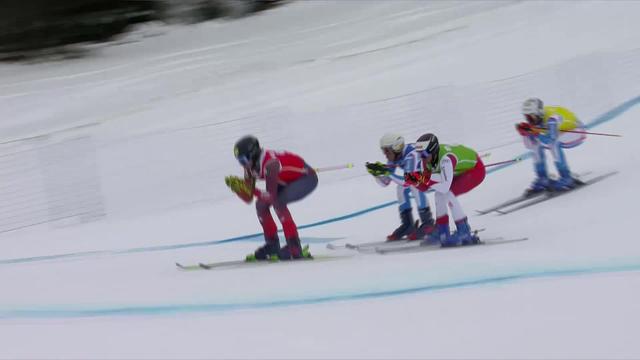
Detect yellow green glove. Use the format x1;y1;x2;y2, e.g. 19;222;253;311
366;162;391;176
225;175;255;204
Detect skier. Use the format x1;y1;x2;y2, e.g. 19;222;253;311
516;98;586;194
404;133;485;247
230;135;318;260
366;133;435;241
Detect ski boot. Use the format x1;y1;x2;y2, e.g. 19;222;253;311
387;208;416;241
453;218;480;246
552;161;577;191
246;236;280;262
525;162;553;196
278;237;312;260
408;208;435;241
421;222;454;247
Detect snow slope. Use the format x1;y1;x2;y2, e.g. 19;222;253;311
1;1;640;358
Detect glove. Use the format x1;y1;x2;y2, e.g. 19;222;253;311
404;171;431;187
366;162;391;176
404;171;420;185
516;122;535;136
225;175;255;204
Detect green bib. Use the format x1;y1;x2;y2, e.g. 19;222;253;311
427;144;478;175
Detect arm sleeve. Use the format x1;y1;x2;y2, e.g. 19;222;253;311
390;152;419;187
402;153;418;173
388;172;405;186
383;160;405;186
375;176;392;187
430;156;454;193
264;159;281;199
539;115;560;145
547;115;560;140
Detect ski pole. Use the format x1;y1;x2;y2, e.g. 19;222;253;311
314;163;354;173
560;129;622;137
532;127;622;138
485;156;525;168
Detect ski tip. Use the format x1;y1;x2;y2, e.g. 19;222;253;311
374;247;387;254
176;262;193;271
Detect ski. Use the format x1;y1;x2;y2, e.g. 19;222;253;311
326;239;412;251
176;260;247;271
328;228;486;252
496;171;618;215
476;171;594;215
475;193;542;215
176;253;350;271
373;236;529;255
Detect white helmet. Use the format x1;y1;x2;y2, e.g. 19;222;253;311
522;98;544;118
380;133;404;153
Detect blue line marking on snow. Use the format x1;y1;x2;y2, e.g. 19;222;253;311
0;202;395;265
1;261;639;319
297;201;396;230
0;96;638;266
586;95;640;129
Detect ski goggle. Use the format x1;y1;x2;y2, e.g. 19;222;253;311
525;114;542;123
236;154;250;166
381;146;396;155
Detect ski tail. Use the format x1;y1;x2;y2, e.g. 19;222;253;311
475;193;540;215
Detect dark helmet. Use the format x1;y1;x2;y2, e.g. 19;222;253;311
416;133;439;168
234;135;261;167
